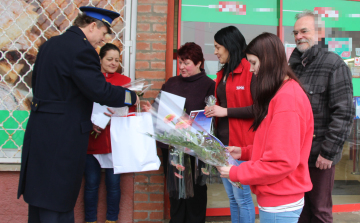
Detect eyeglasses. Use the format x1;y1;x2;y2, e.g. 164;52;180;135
292;29;313;37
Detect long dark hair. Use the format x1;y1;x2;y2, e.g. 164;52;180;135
214;26;246;78
244;32;302;131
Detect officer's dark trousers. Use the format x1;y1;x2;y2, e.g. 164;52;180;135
28;205;74;223
298;166;335;223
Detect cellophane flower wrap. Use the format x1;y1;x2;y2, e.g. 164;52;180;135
204;95;243;187
122;79;153;114
144;92;242;189
167;146;194;199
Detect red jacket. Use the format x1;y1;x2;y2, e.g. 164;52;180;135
215;58;255;147
87;72;134;154
230;80;314;207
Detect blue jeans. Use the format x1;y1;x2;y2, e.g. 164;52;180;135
84;154;121;222
222;161;255;223
259;208;302;223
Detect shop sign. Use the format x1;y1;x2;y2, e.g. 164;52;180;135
355;57;360;67
325;38;352;59
356;48;360;56
285;44;296;62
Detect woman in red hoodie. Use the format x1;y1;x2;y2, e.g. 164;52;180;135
217;33;314;223
84;43;135;223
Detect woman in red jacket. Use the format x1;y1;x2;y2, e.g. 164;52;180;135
84;43;134;223
217;33;314;223
204;26;255;223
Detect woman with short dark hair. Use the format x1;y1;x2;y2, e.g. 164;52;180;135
143;42;215;223
217;32;314;223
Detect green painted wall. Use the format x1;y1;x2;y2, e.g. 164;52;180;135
283;0;360;31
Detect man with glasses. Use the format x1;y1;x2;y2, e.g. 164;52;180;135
289;10;354;223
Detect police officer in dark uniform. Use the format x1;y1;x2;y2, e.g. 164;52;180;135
17;6;139;223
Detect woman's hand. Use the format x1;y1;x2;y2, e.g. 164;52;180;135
104;107;115;117
204;105;227;117
227;146;242;160
92;124;103;134
141;101;152;112
216;165;233;179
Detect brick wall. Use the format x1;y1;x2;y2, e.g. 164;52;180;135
134;0;168;222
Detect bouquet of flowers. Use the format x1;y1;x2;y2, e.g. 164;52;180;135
145;92;242;189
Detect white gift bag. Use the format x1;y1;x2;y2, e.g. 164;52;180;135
110;112;160;173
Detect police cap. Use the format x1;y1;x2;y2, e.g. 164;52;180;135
79;6;120;27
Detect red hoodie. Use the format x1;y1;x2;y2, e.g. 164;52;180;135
214;58;255;147
87;72;135;154
229;79;314;207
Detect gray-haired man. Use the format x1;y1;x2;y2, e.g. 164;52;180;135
289;10;354;223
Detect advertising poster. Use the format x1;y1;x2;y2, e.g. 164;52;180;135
325;38;352;59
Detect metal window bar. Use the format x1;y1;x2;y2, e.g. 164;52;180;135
0;0;134;163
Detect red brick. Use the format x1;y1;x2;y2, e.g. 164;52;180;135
148;185;164;193
154;5;168;13
137;23;150;32
134;211;148;219
137;15;167;23
134;184;149;193
134;193;149;201
137;33;166;41
151;80;165;89
134;202;163;211
143;166;164;174
136;52;165;61
137;42;151;50
138;0;167;3
153;24;166;32
136;61;150;69
151;61;165;69
136;71;165;79
150;175;164;184
152;42;166;51
150;194;164;202
138;4;152;13
135;175;149;183
143;89;161;99
150;211;164;220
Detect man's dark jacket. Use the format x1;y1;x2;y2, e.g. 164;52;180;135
289;45;354;167
17;26;136;212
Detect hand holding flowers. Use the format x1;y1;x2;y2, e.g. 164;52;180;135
216;165;233;179
204;105;228;117
227;146;242;160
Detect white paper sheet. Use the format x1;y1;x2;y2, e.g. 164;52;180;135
156;91;186;132
91;102;111;129
93;153;113;168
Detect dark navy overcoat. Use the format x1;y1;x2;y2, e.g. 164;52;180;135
17;26;136;212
